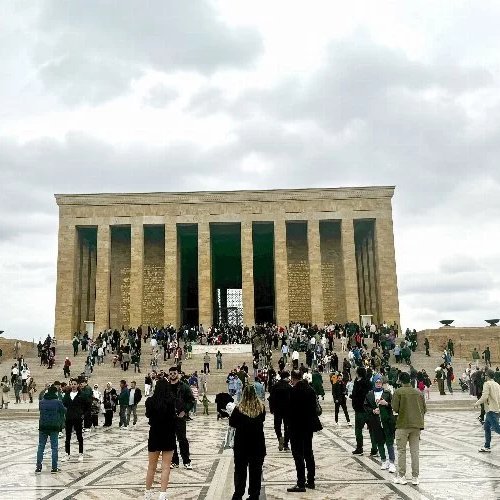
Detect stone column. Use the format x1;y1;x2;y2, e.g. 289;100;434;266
130;218;144;328
274;219;289;327
54;221;78;340
361;238;371;316
164;220;179;327
94;224;111;334
88;245;97;321
374;216;400;326
366;234;378;324
341;218;360;323
241;220;255;326
308;219;324;326
198;221;213;328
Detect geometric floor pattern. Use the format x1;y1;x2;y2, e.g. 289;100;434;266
0;405;499;499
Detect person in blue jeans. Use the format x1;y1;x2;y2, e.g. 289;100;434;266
474;369;500;452
36;384;66;473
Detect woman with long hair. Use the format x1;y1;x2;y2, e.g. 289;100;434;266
144;377;176;500
229;384;266;500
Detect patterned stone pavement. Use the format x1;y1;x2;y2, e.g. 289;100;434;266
0;404;499;500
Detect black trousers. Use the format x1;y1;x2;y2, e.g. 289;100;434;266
204;363;210;373
83;410;92;429
232;455;264;500
290;430;315;487
172;417;190;465
334;401;350;423
104;409;113;426
273;413;290;447
65;418;83;455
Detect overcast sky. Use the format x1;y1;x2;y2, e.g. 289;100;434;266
1;0;499;341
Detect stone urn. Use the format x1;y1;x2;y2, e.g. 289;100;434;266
439;320;454;327
485;319;499;327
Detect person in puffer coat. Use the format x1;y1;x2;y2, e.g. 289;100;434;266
35;385;66;473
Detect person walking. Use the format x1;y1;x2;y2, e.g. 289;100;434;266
127;380;142;427
474;369;500;452
351;367;376;455
144;378;177;500
1;375;11;409
392;372;426;485
35;385;66;474
102;382;117;427
286;369;323;493
229;385;266;500
62;379;85;462
168;366;195;469
269;371;292;451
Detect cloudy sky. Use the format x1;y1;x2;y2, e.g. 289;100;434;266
1;0;500;341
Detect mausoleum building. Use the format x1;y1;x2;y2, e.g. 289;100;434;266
54;187;400;340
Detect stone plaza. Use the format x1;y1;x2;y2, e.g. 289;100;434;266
0;397;498;499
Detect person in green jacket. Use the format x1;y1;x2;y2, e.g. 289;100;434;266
36;385;66;473
311;369;325;400
392;372;426;486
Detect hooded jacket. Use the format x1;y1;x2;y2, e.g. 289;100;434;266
39;389;66;432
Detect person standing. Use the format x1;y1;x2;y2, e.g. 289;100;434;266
269;371;292;451
144;378;177;500
102;382;117;427
229;385;266;500
474;369;500;452
351;367;376;455
118;380;130;428
332;373;351;426
216;351;223;370
286;369;322;493
62;379;85;462
35;385;66;473
424;338;430;356
127;380;142;427
392;372;426;485
0;375;10;409
168;366;195;469
203;352;211;374
483;347;492;368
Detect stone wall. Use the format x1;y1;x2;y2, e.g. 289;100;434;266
110;229;130;329
142;231;165;327
417;327;500;363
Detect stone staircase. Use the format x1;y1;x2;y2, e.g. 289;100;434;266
0;336;478;417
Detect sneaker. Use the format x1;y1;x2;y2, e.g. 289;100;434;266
389;463;396;473
51;468;61;474
352;448;363;455
412;476;419;486
78;454;84;462
64;454;71;462
479;447;491;452
305;482;315;489
369;450;379;457
170;463;179;469
283;446;290;452
393;476;408;485
183;463;193;470
347;421;352;426
35;466;42;474
381;460;389;470
158;492;168;500
278;436;284;451
287;485;307;493
143;490;153;500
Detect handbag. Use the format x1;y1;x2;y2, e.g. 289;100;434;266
315;396;322;416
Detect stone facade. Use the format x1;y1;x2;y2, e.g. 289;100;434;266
53;186;400;339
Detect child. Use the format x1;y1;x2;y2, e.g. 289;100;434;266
201;394;209;415
190;383;199;415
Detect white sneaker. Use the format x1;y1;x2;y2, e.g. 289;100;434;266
64;454;71;462
183;463;193;470
158;492;168;500
78;454;84;462
393;476;407;485
389;463;396;473
412;476;419;486
479;447;491;452
143;490;153;500
381;460;389;470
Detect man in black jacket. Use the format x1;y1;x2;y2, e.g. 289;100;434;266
169;366;195;469
351;367;377;455
286;370;322;493
269;371;292;451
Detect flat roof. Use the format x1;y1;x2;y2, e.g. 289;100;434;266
55;186;395;206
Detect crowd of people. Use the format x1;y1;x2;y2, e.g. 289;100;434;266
2;320;499;500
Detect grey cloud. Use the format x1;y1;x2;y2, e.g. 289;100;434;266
186;87;227;116
143;84;179;108
400;271;493;295
32;0;263;104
